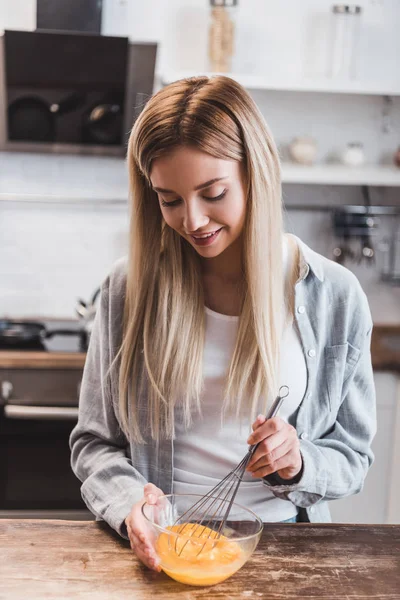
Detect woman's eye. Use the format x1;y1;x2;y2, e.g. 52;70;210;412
160;198;181;207
203;189;227;201
160;189;227;207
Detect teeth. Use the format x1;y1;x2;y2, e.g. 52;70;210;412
193;230;219;239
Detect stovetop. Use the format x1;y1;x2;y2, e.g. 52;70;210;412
0;319;86;353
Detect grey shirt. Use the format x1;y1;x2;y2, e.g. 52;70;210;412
69;235;376;537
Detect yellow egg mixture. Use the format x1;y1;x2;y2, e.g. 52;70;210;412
156;523;242;586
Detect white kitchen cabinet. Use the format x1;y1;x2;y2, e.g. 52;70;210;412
329;372;400;524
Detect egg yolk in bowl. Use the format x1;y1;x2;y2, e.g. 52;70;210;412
156;523;243;586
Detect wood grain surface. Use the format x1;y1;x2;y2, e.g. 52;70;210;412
0;520;399;600
0;352;86;369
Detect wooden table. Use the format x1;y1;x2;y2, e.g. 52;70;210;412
1;520;399;599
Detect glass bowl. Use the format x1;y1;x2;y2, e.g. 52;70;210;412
141;493;263;586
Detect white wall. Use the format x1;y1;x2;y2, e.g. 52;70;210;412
0;0;36;33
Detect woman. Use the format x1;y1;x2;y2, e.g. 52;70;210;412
70;75;376;572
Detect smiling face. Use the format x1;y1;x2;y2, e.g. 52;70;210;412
150;146;247;261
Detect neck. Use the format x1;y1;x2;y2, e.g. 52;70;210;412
200;235;244;284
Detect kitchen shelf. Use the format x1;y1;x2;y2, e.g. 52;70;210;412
0;192;127;205
281;163;400;187
161;71;400;96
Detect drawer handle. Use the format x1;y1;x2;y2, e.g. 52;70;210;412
1;381;13;401
4;405;79;420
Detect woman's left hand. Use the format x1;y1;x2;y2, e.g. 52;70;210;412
245;415;302;480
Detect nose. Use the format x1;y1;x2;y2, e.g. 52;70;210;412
183;201;210;233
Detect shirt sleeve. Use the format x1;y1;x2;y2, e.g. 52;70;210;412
69;274;147;539
262;300;376;507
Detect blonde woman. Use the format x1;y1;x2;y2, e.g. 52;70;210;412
70;76;376;572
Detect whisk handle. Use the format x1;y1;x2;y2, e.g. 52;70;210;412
265;393;285;421
248;385;289;454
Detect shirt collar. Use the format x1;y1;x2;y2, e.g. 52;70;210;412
289;234;325;283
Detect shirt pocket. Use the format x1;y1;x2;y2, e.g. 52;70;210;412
324;343;360;411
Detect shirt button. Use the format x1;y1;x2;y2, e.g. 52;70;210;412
308;349;316;358
297;305;305;314
309;506;315;514
300;432;308;440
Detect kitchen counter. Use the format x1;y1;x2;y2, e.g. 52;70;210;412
0;351;86;369
0;324;398;372
0;520;399;599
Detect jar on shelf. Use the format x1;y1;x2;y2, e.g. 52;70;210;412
288;137;318;166
328;5;362;80
340;142;365;167
208;0;238;73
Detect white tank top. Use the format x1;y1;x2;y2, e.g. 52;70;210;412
173;235;307;522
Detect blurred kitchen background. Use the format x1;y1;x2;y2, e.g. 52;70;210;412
0;0;399;525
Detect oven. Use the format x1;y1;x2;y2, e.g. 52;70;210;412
0;320;93;520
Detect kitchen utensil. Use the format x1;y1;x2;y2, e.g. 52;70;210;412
332;243;356;264
357;184;375;266
394;146;400;168
75;287;100;343
0;320;86;350
380;230;400;285
81;95;123;145
8;92;86;142
170;385;289;558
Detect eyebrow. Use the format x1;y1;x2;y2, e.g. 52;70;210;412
152;176;228;194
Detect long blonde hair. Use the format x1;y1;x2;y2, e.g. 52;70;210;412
118;75;284;443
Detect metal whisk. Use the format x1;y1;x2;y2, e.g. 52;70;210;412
172;385;290;557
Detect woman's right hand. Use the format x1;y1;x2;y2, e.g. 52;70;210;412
125;482;165;572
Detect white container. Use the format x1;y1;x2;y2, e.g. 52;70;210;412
341;142;365;167
288;137;317;166
328;5;362;80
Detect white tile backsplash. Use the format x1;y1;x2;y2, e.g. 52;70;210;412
1;192;129;317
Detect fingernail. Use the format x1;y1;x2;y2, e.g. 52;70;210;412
147;493;155;503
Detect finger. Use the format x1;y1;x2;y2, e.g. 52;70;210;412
130;531;152;555
251;448;298;479
247;438;291;474
251;414;266;433
130;519;156;550
247;426;294;470
247;417;285;446
134;544;161;572
144;483;165;506
130;531;161;571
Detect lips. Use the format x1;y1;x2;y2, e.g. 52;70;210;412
192;230;220;239
189;227;222;247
